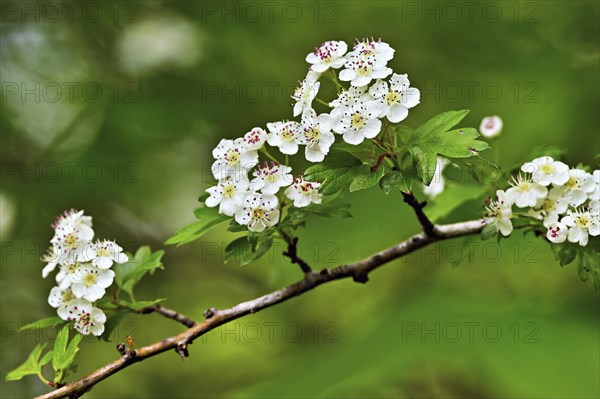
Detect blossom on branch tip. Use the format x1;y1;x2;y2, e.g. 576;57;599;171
205;175;250;216
306;40;348;72
521;156;570;186
483;190;513;236
285;178;323;208
561;208;599;246
557;169;595;207
211;138;258;180
505;174;548;208
547;222;568;244
234;193;280;232
71;265;115;302
339;38;394;87
241;127;267;151
266;121;303;155
300;109;336;162
79;240;128;269
479;116;503;138
332;99;382;145
369;73;420;123
292;71;320;117
249;162;293;195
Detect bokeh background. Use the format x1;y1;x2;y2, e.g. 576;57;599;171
1;0;599;398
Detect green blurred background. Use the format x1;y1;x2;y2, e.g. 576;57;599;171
1;0;599;398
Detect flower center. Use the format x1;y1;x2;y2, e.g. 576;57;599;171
83;272;97;287
540;164;554;174
67;263;79;274
281;126;295;141
351;113;367;129
304;127;320;143
252;208;266;220
225;149;241;165
61;290;74;303
64;233;79;249
223;184;236;198
542;199;556;212
265;174;278;184
97;247;111;257
564;177;579;190
575;215;591;229
385;91;401;105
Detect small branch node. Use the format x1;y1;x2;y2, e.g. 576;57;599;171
175;342;190;360
203;307;218;319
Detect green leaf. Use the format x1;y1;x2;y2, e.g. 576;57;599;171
349;165;385;192
6;343;49;381
311;202;352;218
121;298;166;311
304;149;363;195
392;125;415;143
165;206;229;246
52;326;82;381
225;236;272;266
380;170;410;194
407;110;489;184
18;316;64;332
114;246;165;299
550;243;577;266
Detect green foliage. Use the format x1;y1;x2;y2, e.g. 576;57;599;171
349;165;385;192
225;233;273;266
304;149;363;195
52;326;82;383
165;206;229;246
5;343;51;382
114;246;165;300
379;170;410;194
425;183;488;222
550;240;600;292
407;110;489;184
18;316;64;332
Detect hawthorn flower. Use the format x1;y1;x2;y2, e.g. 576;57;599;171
62;299;106;336
48;286;76;312
561;208;599;246
234;193;280;232
329;86;372;109
78;240;128;269
534;187;569;227
56;262;84;289
266;121;303;155
305;40;348;72
422;157;449;198
479;116;503;138
505;174;548;208
339;38;394;87
300;109;336;162
71;264;115;302
52;209;94;240
211;138;258;180
292;71;320;117
547;222;568;244
483;190;513;236
285;178;323;208
205;175;250;216
369;74;420;123
58;298;92;322
51;220;94;263
558;169;596;207
241;127;267;151
332;100;382;145
41;247;59;278
250;162;293;194
521;156;570;186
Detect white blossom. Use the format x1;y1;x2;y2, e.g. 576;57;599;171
305;40;348;72
78;240;128;269
292;71;320;117
546;222;568;244
285;178;323;208
561;208;599;246
332;99;382;145
534;187;570;227
505;174;548;208
234;193;280;232
71;264;115;302
339;38;394;87
61;299;106;336
241;127;267;151
483;190;513;236
369;74;420;123
48;286;76;312
266;121;303;155
299;109;336;162
250;162;293;195
557;169;596;207
479;116;503;138
211;138;258;180
55;262;84;289
205;175;250;216
521;156;570;186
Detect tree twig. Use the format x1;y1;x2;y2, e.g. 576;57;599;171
139;305;197;328
279;230;313;274
402;192;436;237
34;219;486;399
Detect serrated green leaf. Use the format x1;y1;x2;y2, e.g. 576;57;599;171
225;236;272;266
18;316;64;332
165;207;229;246
349;165;385;192
380;170;410;194
407;110;489;184
304;149;363;195
6;343;48;381
52;325;82;379
114;246;165;299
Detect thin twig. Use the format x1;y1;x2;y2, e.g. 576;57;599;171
139;305;197;328
279;230;313;274
402;192;436;237
34;219;486;399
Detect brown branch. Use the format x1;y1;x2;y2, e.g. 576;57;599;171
139;305;197;328
34;219;486;399
402;192;436;237
279;230;312;274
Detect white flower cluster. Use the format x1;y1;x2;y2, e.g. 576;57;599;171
42;210;129;336
206;38;419;232
484;157;599;246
